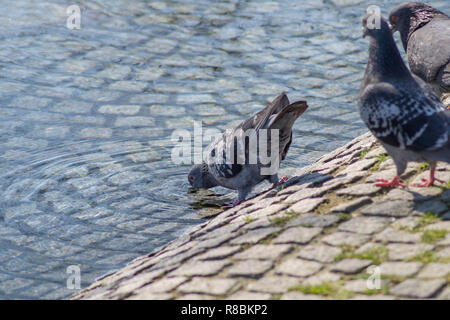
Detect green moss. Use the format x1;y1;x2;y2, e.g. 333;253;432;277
369;153;389;172
359;149;369;159
408;250;437;263
243;216;254;223
418;162;430;173
270;294;282;300
422;229;448;243
418;212;441;227
334;245;388;265
288;282;354;299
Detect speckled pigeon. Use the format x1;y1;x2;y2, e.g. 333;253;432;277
188;92;308;208
389;2;450;108
358;14;450;188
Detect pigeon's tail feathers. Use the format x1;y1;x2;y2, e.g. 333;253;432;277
252;92;290;131
267;100;308;130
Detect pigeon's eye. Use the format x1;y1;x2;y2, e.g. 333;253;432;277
391;15;399;22
189;175;194;181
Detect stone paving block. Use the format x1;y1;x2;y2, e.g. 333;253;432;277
390;279;445;299
437;287;450;300
177;278;238;296
232;244;292;260
227;260;273;278
336;184;381;196
227;291;271;300
379;262;423;277
301;271;342;286
286;213;340;228
375;228;421;243
297;244;342;263
272;227;322;244
361;200;414;217
229;227;280;245
284;187;328;204
169;260;231;277
338;217;389;235
330;197;372;213
386;243;434;260
322;232;370;247
281;292;324;300
415;200;448;215
247;276;300;294
139;276;187;294
289;198;326;214
437;247;450;259
194;246;242;261
424;221;450;231
275;259;323;277
417;263;450;279
330;259;372;274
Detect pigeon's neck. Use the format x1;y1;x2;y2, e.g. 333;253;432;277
403;11;448;51
363;34;410;86
202;164;219;188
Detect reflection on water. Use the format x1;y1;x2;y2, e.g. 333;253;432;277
0;0;448;299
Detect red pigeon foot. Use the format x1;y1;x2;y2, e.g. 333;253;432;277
375;176;406;188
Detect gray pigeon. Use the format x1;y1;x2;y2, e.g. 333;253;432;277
389;2;450;107
188;92;308;208
358;14;450;188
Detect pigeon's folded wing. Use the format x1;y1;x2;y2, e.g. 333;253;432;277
360;82;448;151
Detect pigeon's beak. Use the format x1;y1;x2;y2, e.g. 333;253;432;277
388;22;397;33
362;27;368;38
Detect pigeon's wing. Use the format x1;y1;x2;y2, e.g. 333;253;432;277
408;18;450;83
413;74;448;110
359;81;449;152
206;130;243;180
266;101;308;160
240;92;290;132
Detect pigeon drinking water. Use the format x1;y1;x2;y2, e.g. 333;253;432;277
389;2;450;108
188;92;308;208
358;14;450;188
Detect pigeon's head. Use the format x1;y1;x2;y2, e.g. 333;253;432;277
361;13;391;40
389;2;446;48
188;162;218;189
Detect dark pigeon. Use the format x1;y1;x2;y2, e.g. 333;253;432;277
389;2;450;107
358;14;450;188
188;92;308;208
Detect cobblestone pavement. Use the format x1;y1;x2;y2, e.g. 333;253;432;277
72;132;450;300
1;0;449;299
